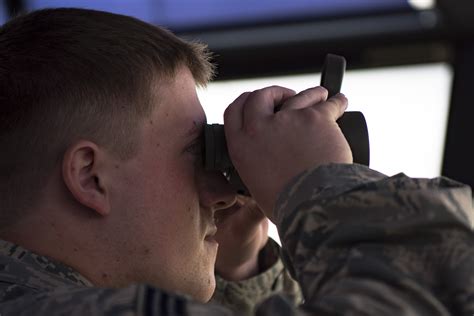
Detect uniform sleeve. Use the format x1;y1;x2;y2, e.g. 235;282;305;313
1;163;472;316
274;163;474;316
210;238;302;315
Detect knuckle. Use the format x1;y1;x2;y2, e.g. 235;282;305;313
316;86;329;95
325;98;338;107
326;97;345;110
242;121;260;136
304;107;324;122
268;84;284;90
332;93;348;105
298;90;313;101
274;109;293;124
223;107;232;120
255;85;277;95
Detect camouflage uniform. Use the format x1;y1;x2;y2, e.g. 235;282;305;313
0;163;472;315
211;238;302;314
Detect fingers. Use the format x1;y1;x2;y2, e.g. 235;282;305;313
236;195;266;223
224;92;251;130
215;195;265;228
224;86;295;139
315;93;348;121
242;86;295;130
278;86;328;111
225;86;342;132
223;85;351;217
225;87;346;131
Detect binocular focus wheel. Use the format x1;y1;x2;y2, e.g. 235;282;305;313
321;54;346;98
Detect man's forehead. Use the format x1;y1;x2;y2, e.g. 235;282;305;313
151;66;207;139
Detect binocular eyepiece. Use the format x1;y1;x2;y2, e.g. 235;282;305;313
203;54;370;196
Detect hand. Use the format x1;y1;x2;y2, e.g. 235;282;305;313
224;86;351;220
214;195;269;281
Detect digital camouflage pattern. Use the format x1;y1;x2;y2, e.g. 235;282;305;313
211;238;303;314
0;163;472;315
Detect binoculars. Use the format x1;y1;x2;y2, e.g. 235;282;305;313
203;54;370;195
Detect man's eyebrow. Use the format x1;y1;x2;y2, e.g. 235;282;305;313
184;120;206;138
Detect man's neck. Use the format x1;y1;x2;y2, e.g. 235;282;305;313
0;213;125;288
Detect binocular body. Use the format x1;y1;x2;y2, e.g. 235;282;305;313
203;54;370;195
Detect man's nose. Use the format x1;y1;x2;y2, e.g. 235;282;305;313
198;171;237;211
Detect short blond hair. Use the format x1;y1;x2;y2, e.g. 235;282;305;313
0;8;215;226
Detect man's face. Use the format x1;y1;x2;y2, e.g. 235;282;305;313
108;67;236;301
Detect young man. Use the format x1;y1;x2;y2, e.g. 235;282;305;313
0;8;472;316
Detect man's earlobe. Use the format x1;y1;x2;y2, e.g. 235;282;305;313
62;140;111;216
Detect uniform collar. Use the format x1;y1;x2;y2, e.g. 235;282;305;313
0;239;94;290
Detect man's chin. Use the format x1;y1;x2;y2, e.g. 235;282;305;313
193;274;216;303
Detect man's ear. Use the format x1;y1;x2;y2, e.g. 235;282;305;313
62;140;111;216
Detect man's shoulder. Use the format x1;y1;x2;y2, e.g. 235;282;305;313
0;240;92;297
0;241;58;304
0;240;137;315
